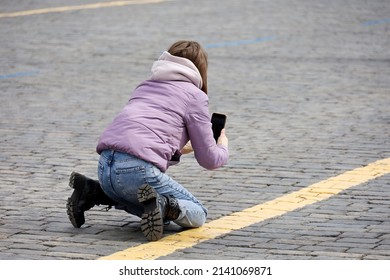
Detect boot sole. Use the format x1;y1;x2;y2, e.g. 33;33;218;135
66;198;84;228
137;184;163;241
66;172;86;228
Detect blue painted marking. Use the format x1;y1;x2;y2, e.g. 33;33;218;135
362;18;390;26
205;36;276;49
0;70;39;79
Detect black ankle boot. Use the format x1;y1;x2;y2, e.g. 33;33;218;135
137;184;180;241
164;195;181;221
66;172;116;228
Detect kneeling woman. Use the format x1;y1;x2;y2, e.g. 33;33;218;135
67;40;229;241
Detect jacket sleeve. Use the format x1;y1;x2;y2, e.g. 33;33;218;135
185;95;229;170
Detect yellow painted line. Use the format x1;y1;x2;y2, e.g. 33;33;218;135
0;0;170;18
100;157;390;260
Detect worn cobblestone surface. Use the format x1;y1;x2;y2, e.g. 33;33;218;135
0;0;389;260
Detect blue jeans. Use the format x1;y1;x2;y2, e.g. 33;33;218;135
98;150;207;228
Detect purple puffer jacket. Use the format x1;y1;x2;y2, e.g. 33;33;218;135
96;52;228;172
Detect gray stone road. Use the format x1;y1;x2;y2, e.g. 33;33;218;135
0;0;389;260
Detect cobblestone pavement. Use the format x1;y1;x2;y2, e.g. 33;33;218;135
0;0;389;260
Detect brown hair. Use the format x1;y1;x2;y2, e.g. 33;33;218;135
167;40;208;94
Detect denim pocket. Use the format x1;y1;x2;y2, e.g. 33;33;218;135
114;166;147;198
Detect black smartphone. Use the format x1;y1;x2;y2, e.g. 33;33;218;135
211;113;227;142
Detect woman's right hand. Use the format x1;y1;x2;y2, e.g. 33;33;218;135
217;129;228;148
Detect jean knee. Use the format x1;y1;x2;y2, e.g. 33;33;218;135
175;200;207;228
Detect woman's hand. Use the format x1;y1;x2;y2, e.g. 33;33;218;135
217;129;228;148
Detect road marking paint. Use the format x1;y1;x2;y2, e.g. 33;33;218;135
205;36;276;49
363;18;390;26
99;157;390;260
0;70;39;79
0;0;171;18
